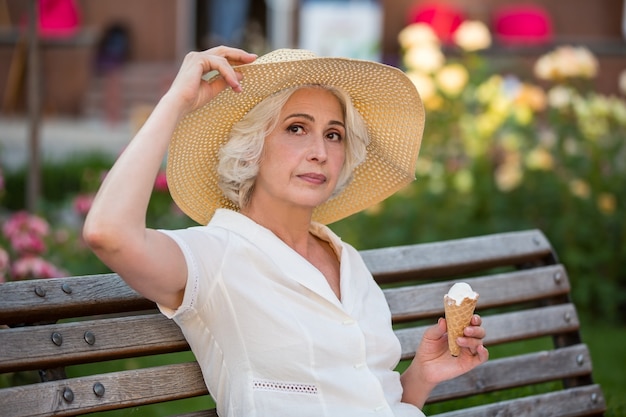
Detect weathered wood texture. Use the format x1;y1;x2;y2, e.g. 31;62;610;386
0;229;606;416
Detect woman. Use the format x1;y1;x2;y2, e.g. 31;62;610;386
83;46;488;417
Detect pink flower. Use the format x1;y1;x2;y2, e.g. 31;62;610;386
154;171;168;192
2;212;50;256
9;232;46;255
2;211;49;239
73;194;95;216
11;255;66;280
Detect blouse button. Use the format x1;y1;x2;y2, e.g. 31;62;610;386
353;363;366;369
342;319;356;325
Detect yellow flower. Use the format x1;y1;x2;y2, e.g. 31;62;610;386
403;43;445;73
435;63;469;96
512;105;533;126
495;163;523;192
515;84;547;112
398;23;439;49
475;75;501;103
597;193;616;215
609;96;626;125
415;157;432;176
525;147;554;171
453;169;474;193
569;179;590;199
453;20;492;52
495;151;523;192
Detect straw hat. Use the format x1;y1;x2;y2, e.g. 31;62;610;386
166;49;425;225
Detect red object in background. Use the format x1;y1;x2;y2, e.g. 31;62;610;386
407;2;465;44
492;4;553;45
38;0;81;38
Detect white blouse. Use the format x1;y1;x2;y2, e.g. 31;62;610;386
158;209;424;417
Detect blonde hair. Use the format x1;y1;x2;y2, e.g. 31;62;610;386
217;85;370;209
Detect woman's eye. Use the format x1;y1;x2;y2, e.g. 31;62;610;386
327;132;343;141
288;125;305;134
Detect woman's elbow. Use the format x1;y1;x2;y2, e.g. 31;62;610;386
82;215;119;254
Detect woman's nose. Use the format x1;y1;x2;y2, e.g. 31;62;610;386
307;134;328;162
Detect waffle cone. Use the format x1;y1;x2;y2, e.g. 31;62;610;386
444;295;478;356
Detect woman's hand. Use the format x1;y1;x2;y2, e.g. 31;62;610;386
400;314;488;408
164;45;257;116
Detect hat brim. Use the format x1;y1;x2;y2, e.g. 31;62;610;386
167;53;425;225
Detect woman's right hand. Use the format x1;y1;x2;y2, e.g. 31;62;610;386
165;46;257;116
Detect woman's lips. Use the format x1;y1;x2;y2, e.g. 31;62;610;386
298;173;327;184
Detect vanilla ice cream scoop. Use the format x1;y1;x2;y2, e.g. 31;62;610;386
446;282;478;306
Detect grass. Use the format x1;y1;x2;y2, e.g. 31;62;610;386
580;319;626;417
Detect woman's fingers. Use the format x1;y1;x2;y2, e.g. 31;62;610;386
458;314;487;356
197;46;257;92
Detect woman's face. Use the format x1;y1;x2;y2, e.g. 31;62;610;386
251;87;346;214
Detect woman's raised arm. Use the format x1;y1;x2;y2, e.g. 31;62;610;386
83;47;257;310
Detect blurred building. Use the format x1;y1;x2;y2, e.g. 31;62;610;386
0;0;624;118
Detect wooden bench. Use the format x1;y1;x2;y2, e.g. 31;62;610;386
0;229;606;416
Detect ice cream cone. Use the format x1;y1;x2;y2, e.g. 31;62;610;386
444;294;478;356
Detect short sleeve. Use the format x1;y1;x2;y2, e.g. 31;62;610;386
155;229;201;319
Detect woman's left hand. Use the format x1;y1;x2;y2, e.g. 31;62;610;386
400;314;488;408
418;315;488;382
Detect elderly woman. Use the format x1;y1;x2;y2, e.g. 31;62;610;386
83;46;488;417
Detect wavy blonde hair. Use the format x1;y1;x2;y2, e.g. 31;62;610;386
217;85;369;209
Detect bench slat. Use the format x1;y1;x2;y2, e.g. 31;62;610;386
0;230;554;325
2;303;580;372
0;362;208;417
384;264;569;321
0;274;153;325
0;314;187;372
173;411;219;417
428;344;593;402
396;304;579;360
434;384;606;417
361;230;554;283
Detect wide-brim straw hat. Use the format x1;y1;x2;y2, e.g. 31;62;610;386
167;49;425;225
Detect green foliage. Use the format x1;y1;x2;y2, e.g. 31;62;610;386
2;153;114;210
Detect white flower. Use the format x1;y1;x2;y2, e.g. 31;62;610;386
533;54;555;80
406;71;436;101
403;43;445;73
573;46;599;78
435;63;469;96
453;20;492;52
534;46;599;81
547;86;574;109
398;23;439;49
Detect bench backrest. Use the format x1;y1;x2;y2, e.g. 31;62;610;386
0;229;606;416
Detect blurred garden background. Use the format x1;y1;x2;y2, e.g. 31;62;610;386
1;0;626;415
